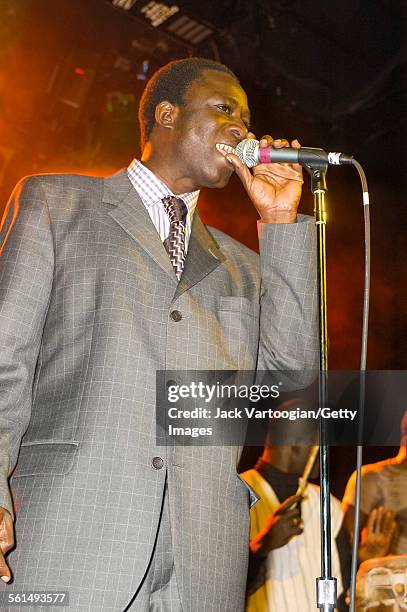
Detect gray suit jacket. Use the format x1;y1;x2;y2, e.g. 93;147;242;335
0;170;318;611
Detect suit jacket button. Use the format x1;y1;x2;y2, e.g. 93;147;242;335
152;456;164;470
170;310;182;322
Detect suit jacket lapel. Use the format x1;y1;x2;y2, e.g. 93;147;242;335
103;170;226;296
174;211;226;300
103;170;175;280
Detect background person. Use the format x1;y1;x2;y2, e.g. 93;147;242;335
342;413;407;563
242;404;350;611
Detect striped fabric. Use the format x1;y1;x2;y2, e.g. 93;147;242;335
242;470;344;611
162;196;188;280
127;158;199;252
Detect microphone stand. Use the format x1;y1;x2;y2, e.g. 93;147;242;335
305;162;337;611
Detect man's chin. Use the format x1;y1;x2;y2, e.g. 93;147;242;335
204;166;233;189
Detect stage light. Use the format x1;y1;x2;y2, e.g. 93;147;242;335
107;0;214;46
111;0;138;9
140;2;179;28
166;15;212;44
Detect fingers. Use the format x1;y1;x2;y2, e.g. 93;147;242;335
383;510;395;533
0;509;14;583
0;552;11;583
282;508;301;522
275;493;303;515
290;524;303;536
285;515;303;539
366;507;378;534
374;507;391;534
373;507;384;534
381;509;397;545
286;513;302;528
254;136;303;181
221;150;254;190
289;513;303;530
366;506;395;536
258;136;301;149
280;507;303;536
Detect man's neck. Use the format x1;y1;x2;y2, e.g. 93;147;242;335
261;448;295;474
141;146;197;195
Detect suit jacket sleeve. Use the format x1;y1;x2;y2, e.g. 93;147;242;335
257;214;318;372
0;177;54;516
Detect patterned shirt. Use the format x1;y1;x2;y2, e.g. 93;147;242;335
127;159;199;252
242;468;345;612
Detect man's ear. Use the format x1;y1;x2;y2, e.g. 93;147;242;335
154;101;179;130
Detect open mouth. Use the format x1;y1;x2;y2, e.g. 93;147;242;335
215;143;236;156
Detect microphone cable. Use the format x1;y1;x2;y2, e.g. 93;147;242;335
348;159;370;612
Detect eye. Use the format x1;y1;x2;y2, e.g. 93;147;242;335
216;104;232;114
216;104;250;130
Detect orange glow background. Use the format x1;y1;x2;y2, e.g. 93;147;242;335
1;1;406;492
1;5;405;364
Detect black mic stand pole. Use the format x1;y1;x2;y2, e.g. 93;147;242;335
305;162;337;611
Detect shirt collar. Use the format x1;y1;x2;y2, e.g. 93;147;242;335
255;459;300;492
127;158;199;216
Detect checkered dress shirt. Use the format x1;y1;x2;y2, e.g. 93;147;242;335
127;159;199;253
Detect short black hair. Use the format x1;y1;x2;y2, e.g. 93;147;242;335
138;57;239;149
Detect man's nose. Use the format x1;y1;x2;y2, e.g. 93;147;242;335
228;120;248;142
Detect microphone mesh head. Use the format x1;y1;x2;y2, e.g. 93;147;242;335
236;139;259;168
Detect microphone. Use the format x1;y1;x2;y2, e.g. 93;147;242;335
235;139;354;168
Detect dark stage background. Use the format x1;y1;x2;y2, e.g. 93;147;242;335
1;0;406;498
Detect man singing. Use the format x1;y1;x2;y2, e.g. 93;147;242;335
0;58;318;611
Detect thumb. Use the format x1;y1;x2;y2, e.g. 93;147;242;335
0;553;11;583
221;151;253;190
0;509;14;582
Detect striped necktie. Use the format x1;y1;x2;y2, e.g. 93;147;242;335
162;195;188;280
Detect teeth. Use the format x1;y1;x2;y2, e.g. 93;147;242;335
216;143;236;155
